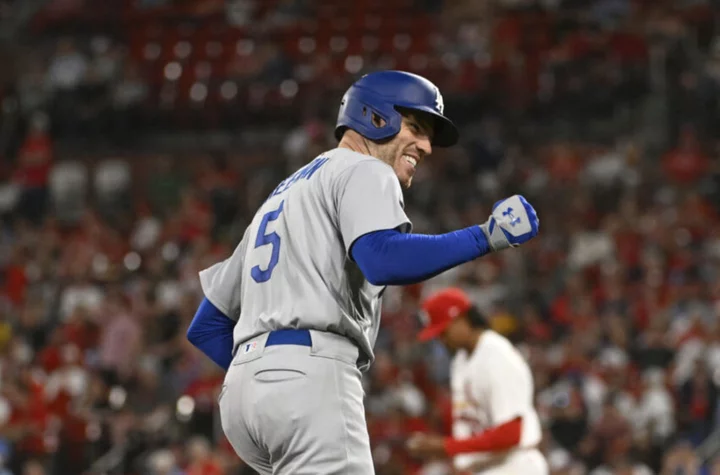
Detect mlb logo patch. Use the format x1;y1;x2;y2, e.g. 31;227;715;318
242;341;258;354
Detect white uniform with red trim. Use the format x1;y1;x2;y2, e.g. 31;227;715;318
451;330;548;474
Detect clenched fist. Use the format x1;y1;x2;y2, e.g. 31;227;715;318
479;195;539;252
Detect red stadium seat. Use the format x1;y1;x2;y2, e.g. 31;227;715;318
362;14;383;31
329;17;351;33
192;60;213;81
203;41;224;61
348;34;368;55
175;23;197;39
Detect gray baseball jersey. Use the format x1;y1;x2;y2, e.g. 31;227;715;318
198;148;411;371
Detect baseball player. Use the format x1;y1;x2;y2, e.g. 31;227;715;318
407;287;548;474
186;70;540;474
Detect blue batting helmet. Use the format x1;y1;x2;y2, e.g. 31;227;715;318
335;70;459;147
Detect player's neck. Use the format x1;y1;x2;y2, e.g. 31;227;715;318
462;329;485;352
338;131;372;157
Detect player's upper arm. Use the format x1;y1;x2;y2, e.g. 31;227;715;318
487;377;526;425
482;356;534;425
198;226;250;320
334;159;411;254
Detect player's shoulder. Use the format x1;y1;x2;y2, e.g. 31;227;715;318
483;330;510;345
326;147;375;164
474;330;517;360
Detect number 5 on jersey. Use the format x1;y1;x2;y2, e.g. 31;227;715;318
251;201;284;283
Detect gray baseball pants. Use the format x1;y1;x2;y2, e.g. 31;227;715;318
218;329;374;474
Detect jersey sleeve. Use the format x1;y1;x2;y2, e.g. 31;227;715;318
335;159;411;253
469;338;532;426
198;226;250;320
479;347;541;447
486;377;525;425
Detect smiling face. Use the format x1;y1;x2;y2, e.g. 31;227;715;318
369;110;434;189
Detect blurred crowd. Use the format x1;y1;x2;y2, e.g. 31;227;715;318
1;0;720;474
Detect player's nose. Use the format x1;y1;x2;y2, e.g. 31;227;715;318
417;136;432;158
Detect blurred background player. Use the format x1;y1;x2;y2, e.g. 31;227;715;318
408;287;547;475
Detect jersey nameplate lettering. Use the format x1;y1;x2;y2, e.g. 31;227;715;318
270;156;329;198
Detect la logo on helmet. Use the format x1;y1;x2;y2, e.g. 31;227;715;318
434;88;444;114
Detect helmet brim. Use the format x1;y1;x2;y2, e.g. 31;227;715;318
395;105;459;147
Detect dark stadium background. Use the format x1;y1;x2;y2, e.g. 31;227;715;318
0;0;719;474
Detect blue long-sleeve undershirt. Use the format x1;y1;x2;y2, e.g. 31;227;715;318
188;226;491;368
350;226;491;286
186;298;235;370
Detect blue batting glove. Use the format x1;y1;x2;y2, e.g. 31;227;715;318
479;195;539;251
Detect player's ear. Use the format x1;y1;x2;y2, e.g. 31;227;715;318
371;112;386;128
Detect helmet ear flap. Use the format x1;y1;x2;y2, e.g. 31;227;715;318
361;105;390;131
335;86;403;142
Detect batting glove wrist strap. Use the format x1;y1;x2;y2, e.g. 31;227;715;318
479;220;513;252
